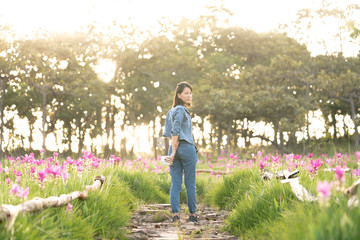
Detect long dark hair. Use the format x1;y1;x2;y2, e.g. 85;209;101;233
172;82;192;108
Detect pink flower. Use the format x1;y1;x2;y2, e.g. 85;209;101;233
77;166;84;172
83;151;94;160
66;203;73;212
30;167;36;174
6;178;11;184
271;156;279;163
209;164;213;169
286;154;294;161
9;184;20;195
40;149;45;154
91;161;99;169
46;165;61;177
334;166;344;181
259;160;266;170
0;166;2;174
16;187;29;199
62;171;70;181
308;152;313;158
317;180;333;198
17;177;21;184
217;174;221;178
353;169;359;177
53;152;59;157
38;169;46;182
310;159;322;171
13;170;22;177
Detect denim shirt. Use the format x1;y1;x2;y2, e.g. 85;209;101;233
163;105;194;145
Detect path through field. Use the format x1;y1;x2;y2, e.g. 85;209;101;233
126;204;239;239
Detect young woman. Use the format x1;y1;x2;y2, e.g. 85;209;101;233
163;82;198;223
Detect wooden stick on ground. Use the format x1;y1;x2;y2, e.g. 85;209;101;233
344;179;360;207
0;175;106;231
196;169;228;175
281;178;318;202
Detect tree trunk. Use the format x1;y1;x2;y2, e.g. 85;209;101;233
288;131;297;150
77;121;84;156
233;120;238;148
41;86;47;153
225;118;232;154
280;129;284;149
29;122;33;152
217;122;222;156
349;93;359;152
104;105;110;157
200;117;206;149
67;123;72;154
0;78;3;158
120;123;127;158
306;112;310;142
331;111;337;141
273;120;279;147
111;105;116;155
210;126;214;152
153;117;158;159
243;119;251;148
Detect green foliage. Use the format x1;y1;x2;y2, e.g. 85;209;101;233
0;167;137;239
204;169;261;210
115;170;169;203
224;178;297;237
203;153;360;239
264;191;360;240
0;207;95;240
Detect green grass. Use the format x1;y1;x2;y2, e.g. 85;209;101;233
203;157;360;239
204;169;261;210
2;148;360;239
1;165;172;239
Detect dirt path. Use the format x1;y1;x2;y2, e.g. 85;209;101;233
126;204;239;239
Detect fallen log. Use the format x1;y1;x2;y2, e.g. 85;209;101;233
262;169;299;180
323;168;350;172
157;169;229;175
344;179;360;207
196;169;228;175
281;178;318;202
0;175;106;231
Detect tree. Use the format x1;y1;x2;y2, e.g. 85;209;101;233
315;53;360;151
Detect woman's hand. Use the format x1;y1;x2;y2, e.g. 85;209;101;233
166;155;175;166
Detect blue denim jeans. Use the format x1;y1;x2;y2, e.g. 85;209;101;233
168;141;198;214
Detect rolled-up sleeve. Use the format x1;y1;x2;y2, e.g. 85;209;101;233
170;108;185;136
163;111;172;137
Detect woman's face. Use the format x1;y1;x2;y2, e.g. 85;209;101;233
177;87;192;105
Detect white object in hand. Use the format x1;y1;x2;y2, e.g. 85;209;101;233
161;156;170;165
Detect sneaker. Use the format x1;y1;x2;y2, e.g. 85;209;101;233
188;215;198;223
172;215;180;222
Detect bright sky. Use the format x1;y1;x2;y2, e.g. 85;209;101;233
1;0;359;55
0;0;331;34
